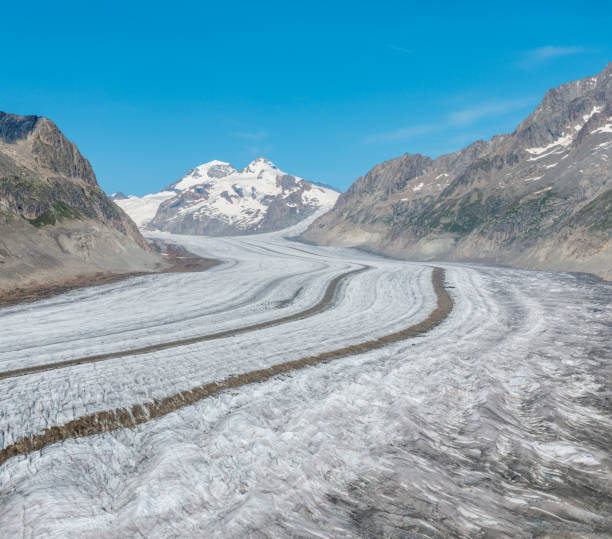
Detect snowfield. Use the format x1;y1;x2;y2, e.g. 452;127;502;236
0;214;610;537
112;191;176;228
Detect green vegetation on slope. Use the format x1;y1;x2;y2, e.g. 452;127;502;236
572;188;612;231
25;200;82;227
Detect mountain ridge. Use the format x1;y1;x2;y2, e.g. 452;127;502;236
301;62;612;280
0;111;163;292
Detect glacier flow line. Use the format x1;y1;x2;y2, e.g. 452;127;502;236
0;267;452;468
0;266;369;381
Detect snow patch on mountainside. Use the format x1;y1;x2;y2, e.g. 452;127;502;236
593;119;612;134
525;133;575;156
525;106;607;159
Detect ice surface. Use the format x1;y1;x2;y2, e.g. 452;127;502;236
0;217;610;537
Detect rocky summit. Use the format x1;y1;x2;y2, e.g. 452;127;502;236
114;158;339;235
0;112;162;292
302;62;612;280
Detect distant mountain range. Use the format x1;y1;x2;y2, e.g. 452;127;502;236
111;158;339;235
302;62;612;280
0;112;161;292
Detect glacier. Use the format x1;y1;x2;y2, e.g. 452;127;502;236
0;212;610;536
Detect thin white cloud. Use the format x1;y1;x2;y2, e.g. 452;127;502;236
363;124;435;144
244;144;273;158
232;130;268;141
519;46;587;68
363;96;535;144
448;98;534;127
388;44;413;55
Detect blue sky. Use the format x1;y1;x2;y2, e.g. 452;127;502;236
2;1;611;194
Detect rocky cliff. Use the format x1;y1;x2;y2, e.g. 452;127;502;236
302;63;612;280
0;112;162;292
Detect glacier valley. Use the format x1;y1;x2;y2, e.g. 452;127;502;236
0;213;610;537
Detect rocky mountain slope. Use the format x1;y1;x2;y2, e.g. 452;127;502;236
114;158;339;234
302;62;612;280
0;112;163;292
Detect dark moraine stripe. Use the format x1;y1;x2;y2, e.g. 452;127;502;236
0;267;452;468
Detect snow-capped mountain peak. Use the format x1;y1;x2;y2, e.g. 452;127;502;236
113;157;340;234
172;160;237;191
242;157;279;175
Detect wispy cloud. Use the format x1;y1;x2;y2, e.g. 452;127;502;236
519;46;587;68
388;44;413;55
363;96;535;145
232;130;268;141
448;97;534;127
245;144;273;159
363;124;435;144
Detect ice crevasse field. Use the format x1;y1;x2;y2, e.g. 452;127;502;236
0;212;610;537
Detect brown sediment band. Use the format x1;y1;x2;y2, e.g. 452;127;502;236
0;267;452;468
0;266;369;381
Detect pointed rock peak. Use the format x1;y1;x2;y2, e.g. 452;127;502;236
242;157;279;175
596;61;612;89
